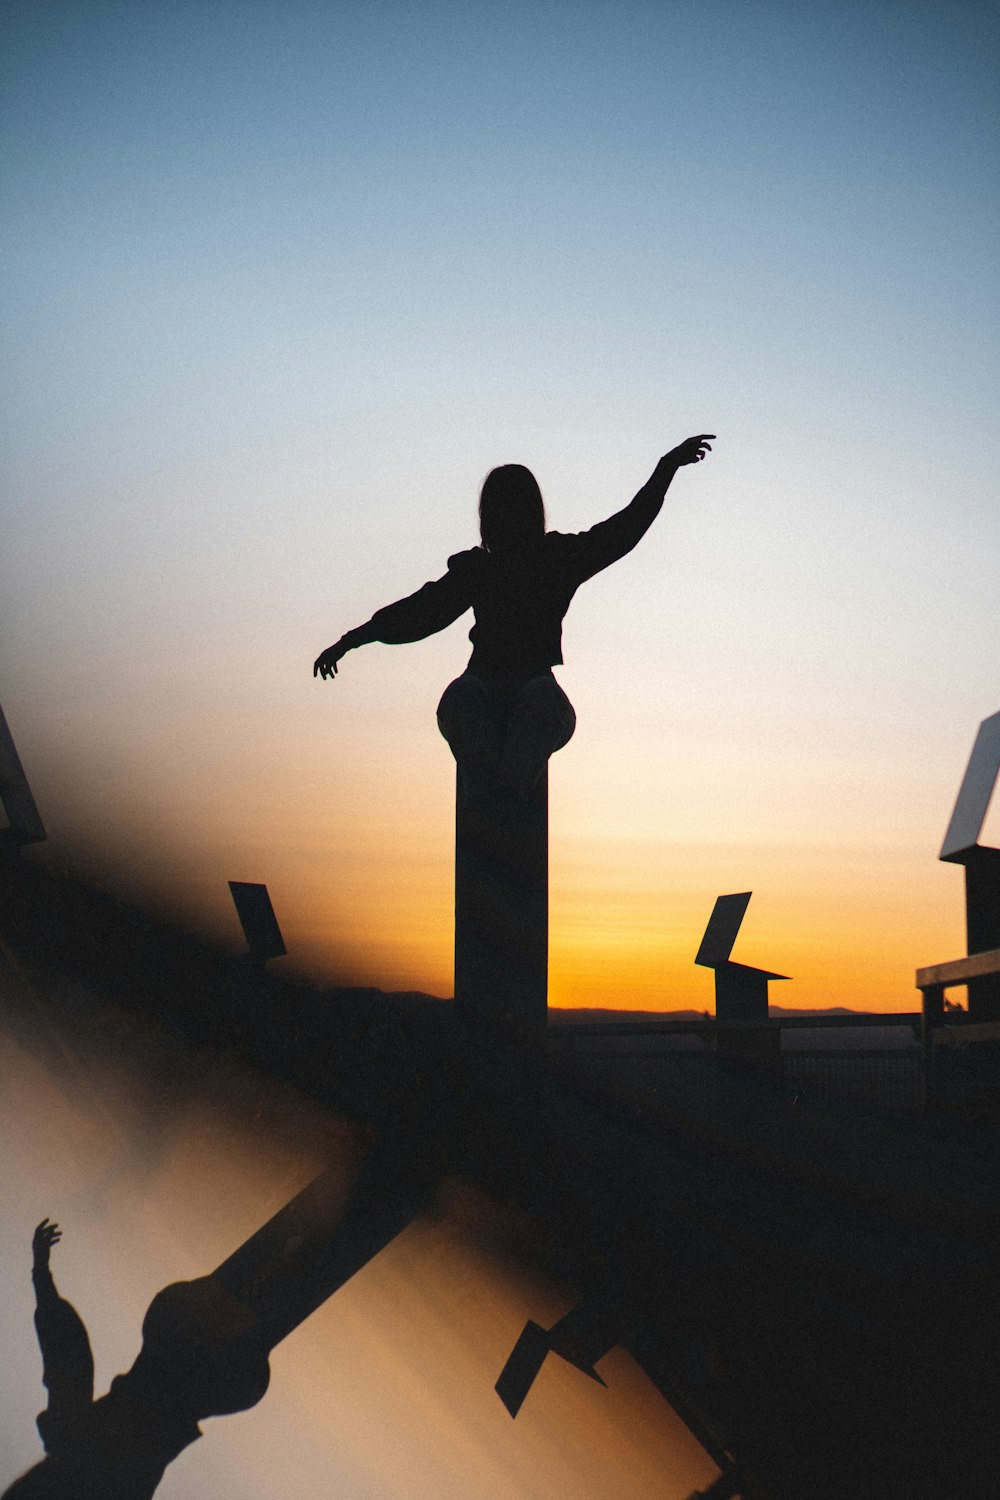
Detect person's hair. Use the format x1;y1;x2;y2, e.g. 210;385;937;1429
478;465;546;552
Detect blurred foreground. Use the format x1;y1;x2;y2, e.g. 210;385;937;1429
1;854;998;1499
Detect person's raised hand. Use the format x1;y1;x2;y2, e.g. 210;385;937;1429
32;1219;62;1266
669;434;715;466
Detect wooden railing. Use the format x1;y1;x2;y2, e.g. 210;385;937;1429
916;948;1000;1112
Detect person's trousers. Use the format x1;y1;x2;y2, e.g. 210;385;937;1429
436;671;576;798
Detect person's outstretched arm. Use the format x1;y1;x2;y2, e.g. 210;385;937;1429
314;552;475;681
31;1219;95;1444
572;434;714;581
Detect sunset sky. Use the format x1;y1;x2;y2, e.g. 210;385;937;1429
3;1;998;1012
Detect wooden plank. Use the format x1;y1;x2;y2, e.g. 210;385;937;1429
915;948;1000;989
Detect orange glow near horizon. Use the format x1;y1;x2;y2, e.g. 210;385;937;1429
34;705;971;1017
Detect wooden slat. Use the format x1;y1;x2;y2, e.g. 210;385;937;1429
915;948;1000;989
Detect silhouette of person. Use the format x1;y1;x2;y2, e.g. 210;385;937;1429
5;1220;258;1500
5;1156;425;1497
314;436;714;797
29;1219;94;1457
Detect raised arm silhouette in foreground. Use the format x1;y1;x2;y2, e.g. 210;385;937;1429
6;1145;431;1500
314;436;714;797
29;1220;95;1458
5;1218;206;1499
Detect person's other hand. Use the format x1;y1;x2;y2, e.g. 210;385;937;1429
313;640;349;680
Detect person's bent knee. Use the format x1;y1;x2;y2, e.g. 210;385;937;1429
510;674;576;755
436;673;489;744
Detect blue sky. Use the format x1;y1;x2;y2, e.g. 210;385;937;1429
2;1;998;1007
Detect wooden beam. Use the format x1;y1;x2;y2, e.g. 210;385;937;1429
915;949;1000;990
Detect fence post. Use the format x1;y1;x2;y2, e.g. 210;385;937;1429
920;982;945;1115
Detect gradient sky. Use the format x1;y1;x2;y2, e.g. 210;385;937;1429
3;1;998;1011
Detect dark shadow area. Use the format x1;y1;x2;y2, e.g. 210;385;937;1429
3;852;1000;1498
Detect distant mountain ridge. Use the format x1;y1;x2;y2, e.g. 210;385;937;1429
544;1004;875;1024
318;992;881;1024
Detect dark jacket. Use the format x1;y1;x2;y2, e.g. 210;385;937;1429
368;481;666;677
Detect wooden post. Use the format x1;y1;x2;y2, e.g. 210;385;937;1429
916;951;1000;1112
920;981;945;1115
964;848;1000;1020
454;767;549;1047
714;965;782;1077
939;709;1000;1020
